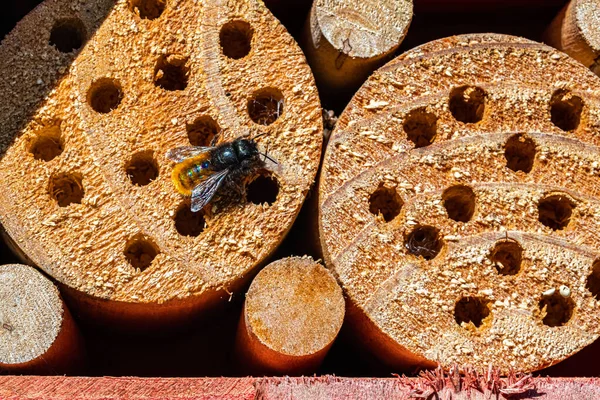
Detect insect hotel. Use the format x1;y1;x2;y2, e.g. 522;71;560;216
1;0;600;398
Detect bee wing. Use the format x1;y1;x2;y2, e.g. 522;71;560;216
166;146;213;163
190;169;230;212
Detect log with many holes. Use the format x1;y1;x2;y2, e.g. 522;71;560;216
318;33;600;373
0;0;322;330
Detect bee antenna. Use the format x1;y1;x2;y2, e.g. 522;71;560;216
261;151;278;164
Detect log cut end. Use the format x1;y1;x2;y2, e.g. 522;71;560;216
314;0;413;59
304;0;413;94
0;0;322;329
319;33;600;373
235;256;344;375
545;0;600;70
0;264;84;374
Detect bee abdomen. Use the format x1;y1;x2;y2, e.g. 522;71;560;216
179;161;211;190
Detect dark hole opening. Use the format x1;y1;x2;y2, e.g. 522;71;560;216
490;239;523;275
48;173;84;207
248;88;284;125
126;151;159;186
442;185;476;223
88;78;123;114
405;225;443;260
505;134;537;173
449;86;486;123
455;296;491;328
247;173;279;205
187;116;220;146
154;54;189;91
586;260;600;300
49;18;87;53
124;237;159;272
29;124;64;162
550;89;583;132
220;20;254;59
539;292;574;327
368;185;403;222
129;0;167;20
538;194;575;231
175;203;206;237
403;107;438;148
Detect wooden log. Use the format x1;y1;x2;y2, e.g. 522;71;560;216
0;264;85;375
318;33;600;373
0;0;322;331
302;0;413;98
545;0;600;75
234;256;344;375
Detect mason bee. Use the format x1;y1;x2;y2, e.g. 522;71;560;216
167;136;275;212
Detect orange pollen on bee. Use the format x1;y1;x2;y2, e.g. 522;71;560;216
171;155;212;196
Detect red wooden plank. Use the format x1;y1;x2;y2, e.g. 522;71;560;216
0;376;256;400
2;376;600;400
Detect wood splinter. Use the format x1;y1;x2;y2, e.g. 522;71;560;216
0;264;86;375
302;0;413;97
235;256;344;376
545;0;600;75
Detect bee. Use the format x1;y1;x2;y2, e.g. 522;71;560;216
167;136;275;212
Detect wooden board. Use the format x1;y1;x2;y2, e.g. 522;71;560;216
1;376;600;399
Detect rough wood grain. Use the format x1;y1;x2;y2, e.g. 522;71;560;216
235;256;344;375
545;0;600;75
302;0;413;96
1;376;600;400
319;33;600;373
0;264;85;375
0;0;322;330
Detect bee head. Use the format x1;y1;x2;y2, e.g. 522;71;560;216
234;138;260;159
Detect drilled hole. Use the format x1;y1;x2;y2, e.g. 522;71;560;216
88;78;123;114
49;18;87;53
454;296;490;328
154;54;189;91
247;173;279;205
124;236;159;272
175;202;206;237
405;226;443;260
490;240;522;275
129;0;166;20
187;116;220;146
550;89;583;131
539;292;574;327
505;134;536;173
449;86;486;123
126;151;159;186
403;107;438;148
586;260;600;300
248;88;284;125
220;20;254;59
538;194;575;231
368;185;403;222
442;185;476;223
48;173;84;207
29;124;63;161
